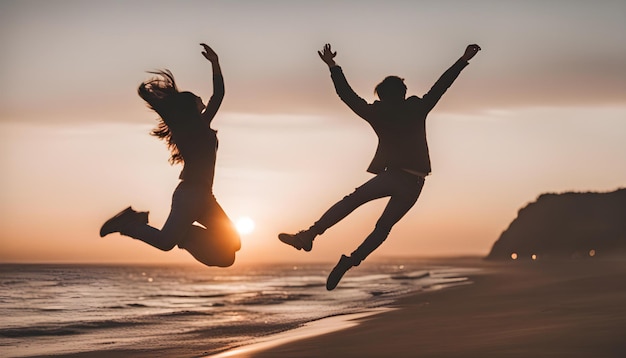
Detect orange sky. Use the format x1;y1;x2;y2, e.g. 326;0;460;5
1;1;625;265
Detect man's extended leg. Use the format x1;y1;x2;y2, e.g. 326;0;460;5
350;186;422;262
279;172;393;251
326;194;420;290
327;172;424;290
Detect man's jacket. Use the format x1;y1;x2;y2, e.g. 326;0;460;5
329;59;468;175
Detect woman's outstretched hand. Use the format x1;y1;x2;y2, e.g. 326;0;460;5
461;44;481;62
201;43;219;63
318;43;337;67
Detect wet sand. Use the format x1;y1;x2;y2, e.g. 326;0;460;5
216;257;626;358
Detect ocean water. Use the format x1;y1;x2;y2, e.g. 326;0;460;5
0;260;472;357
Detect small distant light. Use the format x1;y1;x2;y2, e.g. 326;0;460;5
398;265;405;270
147;277;153;282
511;253;518;260
531;254;537;260
589;249;596;257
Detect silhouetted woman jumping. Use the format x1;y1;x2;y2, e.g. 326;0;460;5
100;43;240;267
279;43;481;289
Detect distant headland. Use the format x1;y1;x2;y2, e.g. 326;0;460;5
486;188;626;260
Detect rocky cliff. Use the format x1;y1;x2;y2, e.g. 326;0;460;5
486;188;626;260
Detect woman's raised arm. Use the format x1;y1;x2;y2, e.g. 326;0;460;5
200;43;224;123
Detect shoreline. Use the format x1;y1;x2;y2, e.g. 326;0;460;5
208;308;393;358
207;257;486;358
206;257;480;358
215;257;626;358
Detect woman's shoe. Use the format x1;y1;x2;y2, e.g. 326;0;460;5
100;206;142;237
135;211;149;224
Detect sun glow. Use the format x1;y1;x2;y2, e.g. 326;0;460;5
235;217;255;235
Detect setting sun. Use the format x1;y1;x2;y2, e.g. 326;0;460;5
235;216;255;235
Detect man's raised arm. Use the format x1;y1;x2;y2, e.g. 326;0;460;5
422;44;481;112
319;43;372;120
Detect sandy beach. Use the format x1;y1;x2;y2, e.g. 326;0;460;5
217;257;626;358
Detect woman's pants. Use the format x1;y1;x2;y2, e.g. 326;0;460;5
121;181;241;267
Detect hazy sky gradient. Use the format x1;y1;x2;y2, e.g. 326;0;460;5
1;0;625;264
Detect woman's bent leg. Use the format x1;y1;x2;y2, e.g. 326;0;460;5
195;197;241;252
177;195;240;267
178;226;236;267
121;224;177;251
121;182;203;251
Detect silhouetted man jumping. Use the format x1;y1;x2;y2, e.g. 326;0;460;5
279;43;481;290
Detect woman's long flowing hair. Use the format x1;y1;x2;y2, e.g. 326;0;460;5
138;70;186;164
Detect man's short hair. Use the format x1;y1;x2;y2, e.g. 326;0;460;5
375;76;407;101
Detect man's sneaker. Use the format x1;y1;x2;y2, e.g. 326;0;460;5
326;255;359;291
278;231;314;252
100;206;144;237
